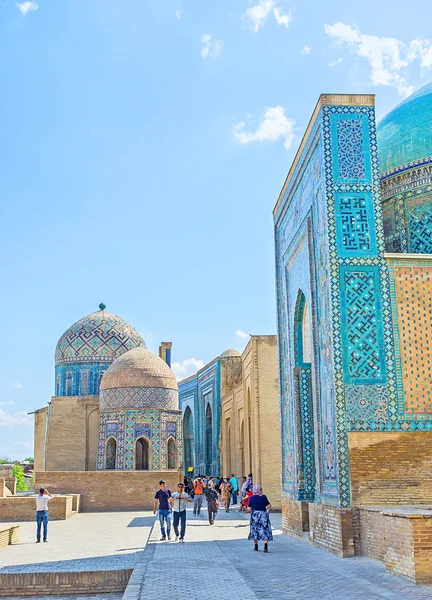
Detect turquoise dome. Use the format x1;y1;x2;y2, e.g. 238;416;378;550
377;82;432;174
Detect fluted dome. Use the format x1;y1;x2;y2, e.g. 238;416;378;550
55;309;145;366
99;347;178;410
219;348;242;358
377;82;432;175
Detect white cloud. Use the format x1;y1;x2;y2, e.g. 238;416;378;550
171;358;204;380
12;382;23;389
325;22;432;96
176;10;181;20
0;409;32;428
0;401;15;406
235;330;250;339
16;1;38;15
234;106;296;150
301;45;311;55
242;1;292;32
201;34;223;60
273;7;292;28
328;57;343;67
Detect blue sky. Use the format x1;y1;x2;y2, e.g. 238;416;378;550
1;0;431;459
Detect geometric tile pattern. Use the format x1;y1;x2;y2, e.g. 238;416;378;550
345;384;388;421
335;194;376;256
299;367;315;501
100;387;178;410
336;118;365;179
55;310;145;365
409;202;432;253
341;269;385;382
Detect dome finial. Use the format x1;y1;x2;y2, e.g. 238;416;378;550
99;302;106;311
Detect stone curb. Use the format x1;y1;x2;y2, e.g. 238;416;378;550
121;515;157;600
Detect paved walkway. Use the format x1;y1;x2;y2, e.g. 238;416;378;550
139;507;432;600
0;511;153;573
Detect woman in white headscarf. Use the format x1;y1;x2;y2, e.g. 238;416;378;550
247;485;273;552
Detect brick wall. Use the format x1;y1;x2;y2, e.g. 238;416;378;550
281;496;309;537
0;478;5;498
34;407;48;473
5;478;16;496
35;470;183;511
348;432;432;505
308;503;355;557
0;526;19;549
356;507;432;583
0;496;74;522
0;569;132;597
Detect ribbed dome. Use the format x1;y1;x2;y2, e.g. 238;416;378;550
55;310;145;366
377;81;432;174
100;347;177;391
219;348;242;358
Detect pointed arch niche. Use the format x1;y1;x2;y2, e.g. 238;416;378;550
135;437;150;470
106;436;117;470
293;289;315;502
167;436;176;469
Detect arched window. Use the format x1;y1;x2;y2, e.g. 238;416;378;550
183;407;194;469
135;437;150;470
106;437;117;470
56;374;61;396
65;372;73;396
294;290;312;366
167;437;176;469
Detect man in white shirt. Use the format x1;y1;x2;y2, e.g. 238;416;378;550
36;488;52;543
169;483;192;543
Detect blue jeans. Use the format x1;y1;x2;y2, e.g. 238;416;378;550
173;510;186;539
158;509;171;538
231;490;238;505
193;494;203;515
36;510;48;541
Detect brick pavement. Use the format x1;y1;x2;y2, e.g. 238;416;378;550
0;512;153;573
138;506;432;600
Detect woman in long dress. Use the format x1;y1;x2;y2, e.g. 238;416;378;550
247;485;273;552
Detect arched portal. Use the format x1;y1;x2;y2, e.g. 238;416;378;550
135;437;150;470
106;437;117;470
183;406;194;470
293;290;315;502
167;437;176;469
205;403;212;474
247;388;252;474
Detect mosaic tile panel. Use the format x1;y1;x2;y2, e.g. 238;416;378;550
100;387;178;410
336;118;365;179
408;201;432;253
55;310;145;365
345;384;388;421
340;268;386;383
97;409;183;471
335;193;377;256
55;363;108;397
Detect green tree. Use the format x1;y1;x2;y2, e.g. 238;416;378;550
23;457;34;462
0;456;12;464
12;464;27;491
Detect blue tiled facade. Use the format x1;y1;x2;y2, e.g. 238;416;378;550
179;360;221;476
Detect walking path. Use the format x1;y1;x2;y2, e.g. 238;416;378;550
0;512;153;573
138;506;432;600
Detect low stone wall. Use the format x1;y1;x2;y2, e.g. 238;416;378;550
35;470;183;511
0;479;5;498
308;503;355;558
0;525;19;548
281;496;309;537
0;495;77;522
356;506;432;584
0;569;132;597
5;478;16;496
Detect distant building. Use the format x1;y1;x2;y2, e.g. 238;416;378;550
179;349;242;476
220;336;281;508
34;307;182;473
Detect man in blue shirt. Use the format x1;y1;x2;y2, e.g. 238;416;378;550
230;474;239;505
153;480;172;541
